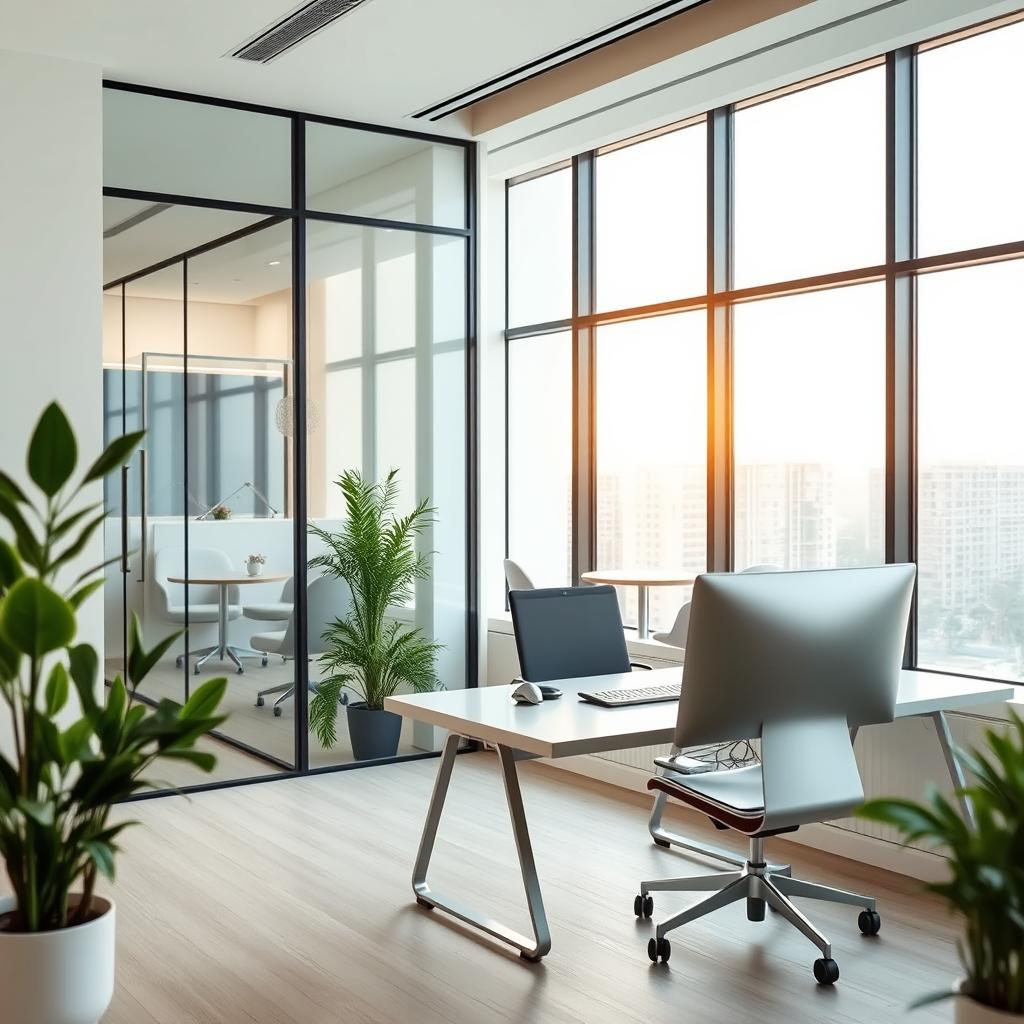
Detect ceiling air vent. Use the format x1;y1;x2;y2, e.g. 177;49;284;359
230;0;372;64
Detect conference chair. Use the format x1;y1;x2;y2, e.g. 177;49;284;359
636;564;916;986
503;558;536;591
250;575;353;715
243;577;295;627
652;564;781;648
153;547;244;668
509;585;652;681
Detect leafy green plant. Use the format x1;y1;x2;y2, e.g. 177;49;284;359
0;403;228;933
859;712;1024;1013
308;469;442;746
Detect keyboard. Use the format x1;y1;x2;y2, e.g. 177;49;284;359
579;681;682;707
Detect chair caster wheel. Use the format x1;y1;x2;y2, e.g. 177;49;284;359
273;706;283;717
193;665;200;675
339;691;349;706
813;958;840;985
634;893;653;918
653;837;671;849
236;666;244;675
647;937;670;964
261;657;268;667
255;696;265;707
747;897;765;922
175;656;183;669
858;909;881;936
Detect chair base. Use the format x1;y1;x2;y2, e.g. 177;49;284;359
255;682;349;717
638;837;878;984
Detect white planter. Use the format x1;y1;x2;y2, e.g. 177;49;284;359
0;895;116;1024
955;981;1024;1024
246;561;263;576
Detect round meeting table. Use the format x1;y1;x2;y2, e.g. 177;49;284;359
579;569;697;640
166;571;290;674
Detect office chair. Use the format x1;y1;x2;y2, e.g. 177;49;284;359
652;564;780;648
250;575;353;715
509;585;651;681
636;564;916;985
243;576;295;625
503;558;536;591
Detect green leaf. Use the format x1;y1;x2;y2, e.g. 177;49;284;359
82;839;116;881
0;634;20;683
67;643;100;722
0;471;29;504
16;797;54;826
82;431;145;484
67;578;104;610
180;677;227;722
44;662;69;716
27;402;77;497
0;490;43;570
51;501;103;543
0;539;23;589
60;718;95;763
0;577;75;657
47;511;106;575
126;613;183;689
908;990;955;1010
160;748;217;773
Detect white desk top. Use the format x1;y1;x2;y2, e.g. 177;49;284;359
386;667;1014;760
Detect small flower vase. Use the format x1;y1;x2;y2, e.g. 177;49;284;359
246;560;263;577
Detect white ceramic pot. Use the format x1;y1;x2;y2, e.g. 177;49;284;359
0;895;115;1024
954;981;1024;1024
246;561;263;577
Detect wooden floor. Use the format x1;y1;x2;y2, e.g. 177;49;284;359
65;754;958;1023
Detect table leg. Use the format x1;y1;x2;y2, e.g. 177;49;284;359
412;733;552;961
931;710;974;824
637;584;649;640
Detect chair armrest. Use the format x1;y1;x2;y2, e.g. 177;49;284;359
630;662;653;671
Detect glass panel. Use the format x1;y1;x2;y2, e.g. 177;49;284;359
507;168;572;328
103;89;291;207
917;22;1024;256
595;124;706;311
917;261;1024;682
306;221;467;767
507;332;573;589
306;121;466;228
733;284;885;570
595;312;707;632
733;68;885;288
183;222;294;770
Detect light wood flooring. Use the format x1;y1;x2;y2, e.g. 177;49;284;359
55;753;963;1023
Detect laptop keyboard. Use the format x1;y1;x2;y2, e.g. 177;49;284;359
579;682;682;707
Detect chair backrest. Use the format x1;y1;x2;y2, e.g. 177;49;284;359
281;577;295;602
503;558;535;591
275;574;353;658
509;585;631;682
153;546;236;610
674;564;916;749
739;564;780;574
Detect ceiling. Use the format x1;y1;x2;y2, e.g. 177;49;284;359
0;0;669;131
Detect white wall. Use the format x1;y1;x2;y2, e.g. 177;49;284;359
0;50;103;752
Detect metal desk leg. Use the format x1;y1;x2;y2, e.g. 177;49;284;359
412;734;552;961
637;584;649;640
648;746;790;876
931;710;974;825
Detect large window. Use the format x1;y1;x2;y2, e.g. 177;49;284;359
505;14;1024;683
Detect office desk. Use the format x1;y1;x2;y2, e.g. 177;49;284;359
386;668;1012;961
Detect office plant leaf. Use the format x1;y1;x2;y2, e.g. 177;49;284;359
0;402;229;933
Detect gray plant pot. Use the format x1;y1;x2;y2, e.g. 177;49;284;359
346;702;402;761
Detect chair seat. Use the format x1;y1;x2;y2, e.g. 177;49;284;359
251;629;287;654
243;602;294;622
164;604;242;624
649;764;766;833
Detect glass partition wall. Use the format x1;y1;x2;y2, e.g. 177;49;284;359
102;84;475;790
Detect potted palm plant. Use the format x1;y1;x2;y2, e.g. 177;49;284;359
309;469;442;761
0;402;228;1024
860;711;1024;1023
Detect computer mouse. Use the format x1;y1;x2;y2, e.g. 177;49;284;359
511;681;543;705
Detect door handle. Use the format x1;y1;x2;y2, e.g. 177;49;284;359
138;448;147;583
120;465;130;574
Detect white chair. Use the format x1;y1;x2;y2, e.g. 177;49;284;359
652;564;781;648
153;547;244;669
503;558;535;591
251;575;353;716
243;577;295;625
637;565;916;985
